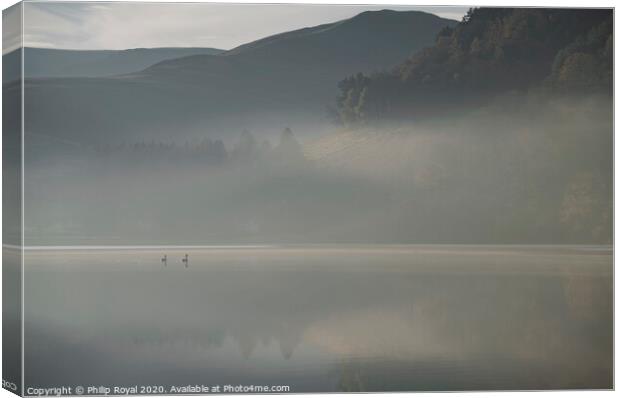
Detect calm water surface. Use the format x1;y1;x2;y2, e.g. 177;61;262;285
23;245;612;392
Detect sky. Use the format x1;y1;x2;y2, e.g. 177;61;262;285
3;2;468;53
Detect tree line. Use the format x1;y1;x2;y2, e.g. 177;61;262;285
93;127;304;166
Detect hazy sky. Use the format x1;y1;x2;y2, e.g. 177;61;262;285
11;2;467;52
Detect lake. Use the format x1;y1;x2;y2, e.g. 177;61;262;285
23;245;612;392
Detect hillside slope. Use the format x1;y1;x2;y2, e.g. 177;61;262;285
336;8;612;123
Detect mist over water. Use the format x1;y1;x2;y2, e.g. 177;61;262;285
24;94;612;246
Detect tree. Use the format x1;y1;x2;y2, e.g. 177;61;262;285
232;129;257;159
205;139;227;163
276;127;302;155
275;127;305;167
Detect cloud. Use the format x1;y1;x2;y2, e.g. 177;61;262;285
22;2;467;51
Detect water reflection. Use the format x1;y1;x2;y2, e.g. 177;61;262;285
24;246;612;391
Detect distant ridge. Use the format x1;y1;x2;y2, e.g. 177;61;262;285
8;47;224;79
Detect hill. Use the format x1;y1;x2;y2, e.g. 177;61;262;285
141;10;456;106
22;10;456;145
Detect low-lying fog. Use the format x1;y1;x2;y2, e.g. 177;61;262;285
23;93;612;246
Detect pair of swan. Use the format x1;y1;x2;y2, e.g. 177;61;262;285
161;254;188;267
